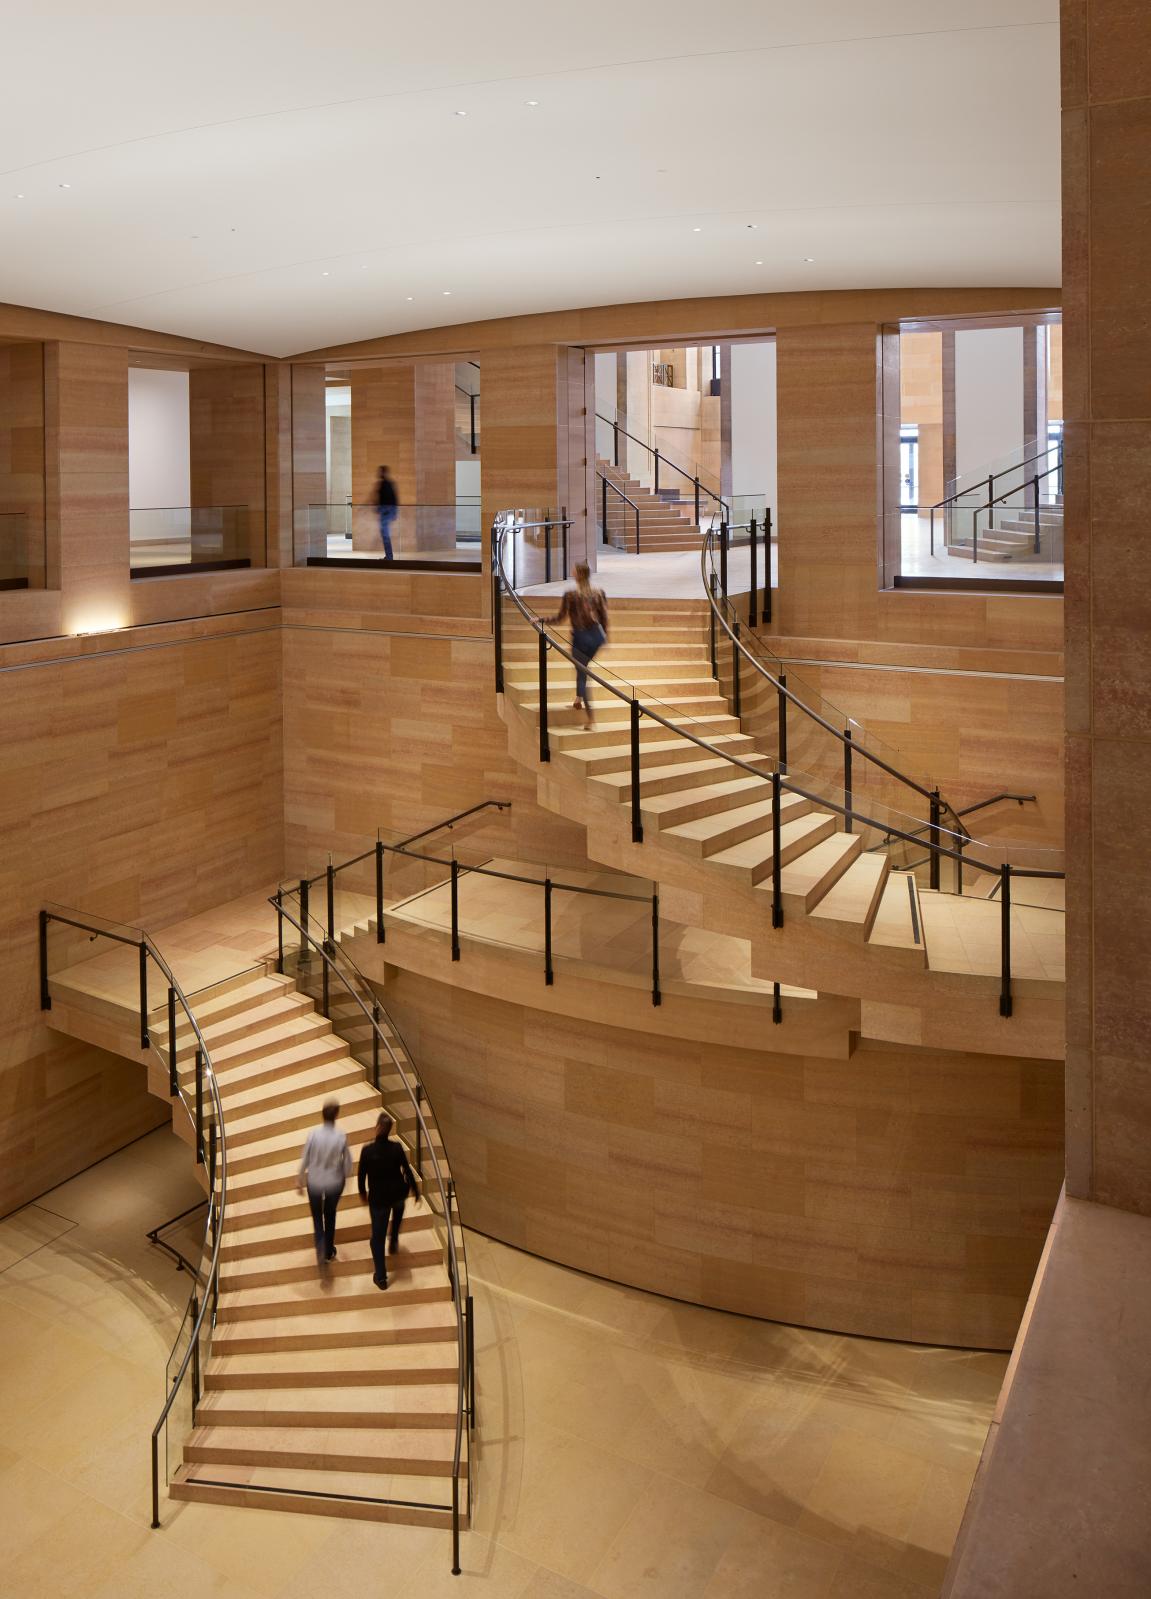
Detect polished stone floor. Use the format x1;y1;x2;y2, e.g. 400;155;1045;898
0;1128;1004;1598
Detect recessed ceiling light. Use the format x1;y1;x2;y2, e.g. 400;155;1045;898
406;296;414;301
803;256;815;262
747;223;758;230
526;100;539;106
58;182;71;189
321;271;330;277
692;227;702;233
442;290;452;296
14;193;24;199
755;260;764;266
454;110;468;117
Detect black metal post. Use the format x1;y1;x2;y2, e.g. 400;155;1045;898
415;1084;423;1176
469;393;477;454
1033;475;1041;553
708;572;718;678
719;522;729;602
151;1436;160;1529
778;672;788;773
326;861;335;943
538;633;550;762
732;621;742;720
376;840;385;943
763;508;773;625
450;859;461;960
957;836;965;896
930;505;935;556
190;1290;201;1408
544;878;554;985
38;909;51;1011
601;474;608;545
371;1004;381;1088
630;699;644;844
771;771;784;928
929;790;942;891
138;942;150;1050
452;1478;461;1576
275;892;284;973
634;501;640;555
321;949;330;1018
299;878;309;955
651;892;662;1006
545;520;552;584
195;1048;203;1164
466;1292;476;1426
694;478;701;525
612;420;620;467
749;514;758;627
844;730;853;834
999;864;1013;1017
208;1118;217;1190
492;532;504;693
772;981;782;1024
562;518;569;579
654;448;660;494
167;987;178;1096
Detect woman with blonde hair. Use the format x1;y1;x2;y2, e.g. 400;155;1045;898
544;562;609;729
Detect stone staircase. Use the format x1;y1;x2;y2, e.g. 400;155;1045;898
598;461;706;552
946;502;1063;562
48;962;471;1529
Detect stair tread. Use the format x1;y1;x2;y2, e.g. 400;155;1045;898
173;1462;464;1510
868;872;925;954
709;811;833;868
197;1384;459;1419
776;832;862;896
662;791;800;842
206;1341;458;1383
642;775;769;816
594;754;765;791
218;1263;448;1315
186;1424;461;1464
809;850;888;925
212;1298;457;1340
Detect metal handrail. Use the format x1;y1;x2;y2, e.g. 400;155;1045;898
300;800;513;892
596;411;729;521
38;906;228;1532
932;440;1063;515
493;516;1064;1015
272;893;472;1573
598;470;642;554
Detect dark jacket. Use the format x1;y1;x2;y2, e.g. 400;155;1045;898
374;474;398;509
358;1134;417;1208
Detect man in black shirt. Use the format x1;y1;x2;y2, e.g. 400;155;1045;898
357;1112;419;1289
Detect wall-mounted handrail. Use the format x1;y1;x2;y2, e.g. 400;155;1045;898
271;892;473;1574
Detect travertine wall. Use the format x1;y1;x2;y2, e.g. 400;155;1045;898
382;971;1064;1350
1063;0;1151;1215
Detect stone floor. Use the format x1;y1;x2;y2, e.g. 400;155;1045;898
0;1128;1005;1598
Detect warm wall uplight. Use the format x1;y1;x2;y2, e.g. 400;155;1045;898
69;610;128;637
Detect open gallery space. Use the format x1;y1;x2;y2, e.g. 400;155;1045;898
0;3;1148;1597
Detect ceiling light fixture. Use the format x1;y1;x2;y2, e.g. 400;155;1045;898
803;256;815;262
454;110;468;117
526;100;539;106
14;193;24;199
321;270;330;276
692;227;702;233
747;223;758;229
442;290;452;296
406;296;414;301
58;182;71;189
755;260;764;266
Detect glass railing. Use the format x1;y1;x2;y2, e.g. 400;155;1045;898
594;412;728;526
299;500;483;567
0;509;43;589
129;505;252;576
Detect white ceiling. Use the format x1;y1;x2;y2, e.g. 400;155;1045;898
0;2;1061;357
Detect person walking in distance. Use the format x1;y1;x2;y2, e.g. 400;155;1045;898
358;1113;420;1290
296;1100;353;1273
373;464;399;562
544;561;609;729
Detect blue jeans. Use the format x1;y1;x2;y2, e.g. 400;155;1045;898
572;624;606;705
378;504;397;559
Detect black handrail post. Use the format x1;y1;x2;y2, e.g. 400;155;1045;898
562;516;569;580
38;909;51;1011
772;981;782;1024
194;1047;204;1164
544;878;554;986
371;1004;381;1088
601;474;608;545
208;1118;217;1191
613;419;620;467
844;730;854;834
771;771;784;929
376;839;386;943
929;790;942;891
275;890;284;973
450;859;461;961
470;392;477;454
732;621;742;721
999;864;1013;1017
466;1292;476;1426
167;986;178;1096
452;1477;461;1576
1033;475;1041;553
719;522;729;601
538;633;550;762
749;514;759;627
630;699;644;844
929;505;935;556
138;942;150;1050
326;860;335;944
957;836;965;896
764;505;773;623
708;572;718;678
634;500;640;555
654;447;660;495
651;891;662;1006
694;478;701;525
492;529;505;692
151;1435;161;1528
190;1289;201;1409
415;1084;424;1175
544;519;552;584
778;671;788;774
298;878;309;957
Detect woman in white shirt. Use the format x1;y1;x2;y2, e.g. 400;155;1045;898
297;1100;353;1270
